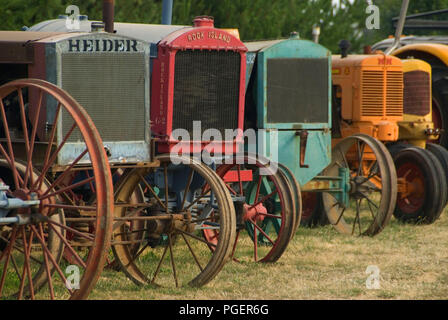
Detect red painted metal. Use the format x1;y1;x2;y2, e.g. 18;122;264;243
151;16;247;154
222;169;253;183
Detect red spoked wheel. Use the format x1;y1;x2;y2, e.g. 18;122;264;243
205;153;295;263
0;79;113;299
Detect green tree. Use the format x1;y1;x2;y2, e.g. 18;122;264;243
1;0;448;53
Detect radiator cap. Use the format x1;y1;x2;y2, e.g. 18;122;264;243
193;16;214;28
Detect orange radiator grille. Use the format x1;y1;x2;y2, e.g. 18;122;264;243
361;70;384;117
361;69;403;118
386;71;403;116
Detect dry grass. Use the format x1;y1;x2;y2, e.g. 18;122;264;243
90;211;448;300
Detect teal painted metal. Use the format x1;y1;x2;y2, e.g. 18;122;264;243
245;36;332;130
244;34;335;188
257;130;331;186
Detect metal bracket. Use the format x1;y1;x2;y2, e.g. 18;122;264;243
296;130;309;168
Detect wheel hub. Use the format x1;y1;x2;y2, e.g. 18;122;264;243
243;203;267;222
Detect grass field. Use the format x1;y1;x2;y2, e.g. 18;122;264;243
89;210;448;300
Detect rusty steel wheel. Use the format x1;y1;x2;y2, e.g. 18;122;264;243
112;154;236;288
322;134;397;236
207;153;296;263
0;79;113;300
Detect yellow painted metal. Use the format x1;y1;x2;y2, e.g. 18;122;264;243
398;59;438;146
393;43;448;68
332;53;403;141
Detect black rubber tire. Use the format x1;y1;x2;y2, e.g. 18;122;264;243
386;142;411;158
393;146;446;223
426;142;448;207
431;66;448;148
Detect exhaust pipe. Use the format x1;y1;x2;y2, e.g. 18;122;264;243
103;0;115;33
385;0;409;55
162;0;173;25
312;25;320;43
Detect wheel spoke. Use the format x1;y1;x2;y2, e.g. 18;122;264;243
36;122;77;191
138;172;167;211
150;242;169;285
0;99;21;189
237;165;244;196
48;223;86;269
0;227;18;297
180;168;194;211
248;189;278;210
357;141;366;176
33;103;61;190
40;148;88;197
24;90;44;187
164;164;169;214
40;176;95;200
181;233;203;272
174;228;217;248
47;219;94;242
38;224;55;300
248;219;276;246
29;225;73;296
167;234;178;288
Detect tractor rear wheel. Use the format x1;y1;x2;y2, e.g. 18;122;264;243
426;142;448;207
0;79;113;300
209;153;296;263
112;154;236;288
322;134;397;236
393;146;446;223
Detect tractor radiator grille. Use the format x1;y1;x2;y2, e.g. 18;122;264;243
386;71;403;116
60;53;146;142
361;70;403;117
403;70;430;116
266;58;329;123
172;50;240;136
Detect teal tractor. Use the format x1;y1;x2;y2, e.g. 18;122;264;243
243;32;398;236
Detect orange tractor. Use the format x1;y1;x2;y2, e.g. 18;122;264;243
327;47;448;224
301;40;448;226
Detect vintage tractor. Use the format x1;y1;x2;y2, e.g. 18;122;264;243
17;4;299;294
371;5;448;149
0;7;282;298
243;32;398;237
331;47;447;224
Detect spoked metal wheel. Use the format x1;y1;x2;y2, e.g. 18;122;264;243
0;79;113;299
112;154;236;288
206;153;296;263
277;162;302;236
322;134;397;236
